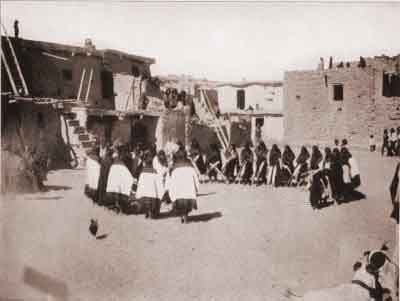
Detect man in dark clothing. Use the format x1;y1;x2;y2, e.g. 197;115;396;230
14;20;19;39
238;142;254;185
390;163;399;223
382;129;389;156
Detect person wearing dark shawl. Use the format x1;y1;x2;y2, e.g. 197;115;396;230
238;141;254;184
382;129;389;156
280;145;295;186
396;127;400;156
309;147;331;209
291;146;310;186
254;142;268;185
310;145;323;170
267;144;281;186
97;147;114;206
190;139;207;175
282;145;295;173
206;143;222;182
223;144;240;183
389;162;400;223
330;147;344;202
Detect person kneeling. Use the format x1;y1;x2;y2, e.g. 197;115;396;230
341;147;362;201
169;149;199;224
136;151;164;219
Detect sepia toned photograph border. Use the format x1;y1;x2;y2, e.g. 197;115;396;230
0;1;399;300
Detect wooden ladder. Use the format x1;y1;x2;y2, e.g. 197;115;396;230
1;23;29;96
200;88;229;152
76;68;93;102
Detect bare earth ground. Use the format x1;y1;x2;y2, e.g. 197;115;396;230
1;150;398;301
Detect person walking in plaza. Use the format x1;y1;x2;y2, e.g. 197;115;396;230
168;149;200;223
105;150;135;211
84;147;101;203
136;151;164;219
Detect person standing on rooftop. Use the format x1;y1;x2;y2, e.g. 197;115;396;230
14;20;19;38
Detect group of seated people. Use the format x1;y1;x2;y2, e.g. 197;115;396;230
189;138;362;210
84;141;199;223
382;127;400;156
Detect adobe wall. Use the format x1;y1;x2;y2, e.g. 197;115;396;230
104;53;151;78
283;64;400;148
1;101;72;168
156;110;188;150
17;45;114;109
190;122;219;151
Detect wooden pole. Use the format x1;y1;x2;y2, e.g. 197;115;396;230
84;68;93;103
76;68;86;102
0;48;19;95
1;23;29;95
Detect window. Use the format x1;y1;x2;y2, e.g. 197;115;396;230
256;117;264;127
237;89;245;110
101;70;114;98
37;112;45;129
131;65;140;77
62;69;72;81
333;84;344;101
383;72;400;97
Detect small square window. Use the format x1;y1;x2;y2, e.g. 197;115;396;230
62;69;72;81
333;84;343;101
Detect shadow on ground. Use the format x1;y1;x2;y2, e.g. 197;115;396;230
187;211;222;223
23;266;69;301
25;196;64;201
43;185;72;192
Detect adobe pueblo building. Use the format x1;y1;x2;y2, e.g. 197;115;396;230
283;55;400;147
1;35;188;175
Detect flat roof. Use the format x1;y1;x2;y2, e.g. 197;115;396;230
2;36;156;65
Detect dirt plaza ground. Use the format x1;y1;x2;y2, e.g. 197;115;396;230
1;150;398;301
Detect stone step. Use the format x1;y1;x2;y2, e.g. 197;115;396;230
73;126;86;134
78;134;90;141
81;140;96;148
63;112;77;120
68;119;80;127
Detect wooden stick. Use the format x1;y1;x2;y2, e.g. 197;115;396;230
76;68;86;102
1;23;29;95
0;48;19;95
84;69;93;103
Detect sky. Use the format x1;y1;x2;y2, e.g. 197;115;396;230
1;1;400;81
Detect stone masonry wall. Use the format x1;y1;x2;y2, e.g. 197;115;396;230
284;60;400;148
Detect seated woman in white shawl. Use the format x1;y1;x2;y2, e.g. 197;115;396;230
168;149;200;224
84;147;101;203
105;151;135;210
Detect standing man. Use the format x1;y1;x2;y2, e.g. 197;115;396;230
14;20;19;39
